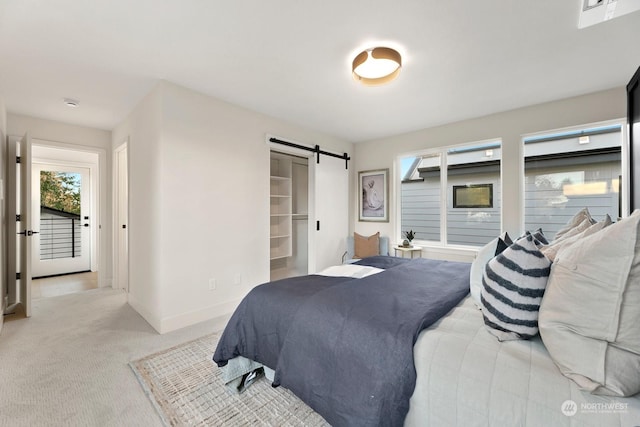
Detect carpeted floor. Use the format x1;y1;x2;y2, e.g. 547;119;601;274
0;288;229;426
130;334;329;426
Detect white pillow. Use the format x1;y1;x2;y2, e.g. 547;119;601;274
540;215;612;262
539;210;640;397
469;233;510;307
481;234;552;341
554;207;595;240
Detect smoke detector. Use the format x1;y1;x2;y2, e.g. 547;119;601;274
63;98;79;108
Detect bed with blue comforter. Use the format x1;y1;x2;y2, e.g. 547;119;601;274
213;256;471;426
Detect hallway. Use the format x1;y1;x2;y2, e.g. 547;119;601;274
31;271;98;299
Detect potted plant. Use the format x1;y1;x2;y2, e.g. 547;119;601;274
402;230;416;247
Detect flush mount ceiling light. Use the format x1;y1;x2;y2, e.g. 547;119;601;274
352;47;402;86
63;98;79;108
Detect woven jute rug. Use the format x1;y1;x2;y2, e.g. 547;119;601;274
129;333;329;426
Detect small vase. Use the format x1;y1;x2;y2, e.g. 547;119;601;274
402;239;411;248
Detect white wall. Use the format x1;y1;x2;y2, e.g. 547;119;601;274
7;114;113;287
111;85;163;330
353;87;627;259
113;81;352;333
0;97;6;332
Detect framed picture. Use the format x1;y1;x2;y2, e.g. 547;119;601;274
359;169;389;222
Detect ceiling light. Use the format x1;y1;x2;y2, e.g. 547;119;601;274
63;98;79;108
352;47;402;86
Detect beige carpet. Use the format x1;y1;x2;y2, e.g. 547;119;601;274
130;334;329;426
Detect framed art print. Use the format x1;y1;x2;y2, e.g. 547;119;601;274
359;169;389;222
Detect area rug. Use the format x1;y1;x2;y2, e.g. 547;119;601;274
129;333;329;426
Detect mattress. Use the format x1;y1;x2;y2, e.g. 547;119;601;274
405;296;640;427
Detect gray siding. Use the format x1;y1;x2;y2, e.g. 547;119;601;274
401;180;441;241
401;170;501;246
402;161;619;247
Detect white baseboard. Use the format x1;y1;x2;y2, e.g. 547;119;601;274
159;299;242;334
127;294;163;333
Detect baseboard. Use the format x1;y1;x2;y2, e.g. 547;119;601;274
159;299;241;334
127;294;163;333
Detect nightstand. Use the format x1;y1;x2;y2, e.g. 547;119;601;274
394;246;422;258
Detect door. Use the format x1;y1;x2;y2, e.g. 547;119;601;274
310;155;349;272
115;144;129;291
31;164;91;277
6;134;34;317
20;134;33;316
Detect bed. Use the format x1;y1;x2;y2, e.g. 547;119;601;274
213;212;640;426
213;256;470;426
406;297;640;427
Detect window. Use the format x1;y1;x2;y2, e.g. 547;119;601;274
453;184;493;208
400;140;502;247
524;123;622;239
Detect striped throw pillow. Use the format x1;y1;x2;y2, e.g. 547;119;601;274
481;234;552;341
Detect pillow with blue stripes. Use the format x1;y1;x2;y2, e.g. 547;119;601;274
481;234;552;341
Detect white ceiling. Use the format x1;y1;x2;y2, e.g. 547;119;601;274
1;0;639;142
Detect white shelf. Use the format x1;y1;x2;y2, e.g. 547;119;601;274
270;234;291;239
270;153;293;259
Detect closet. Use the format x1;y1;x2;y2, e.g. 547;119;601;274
270;151;308;280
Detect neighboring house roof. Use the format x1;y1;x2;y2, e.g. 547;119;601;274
40;206;80;219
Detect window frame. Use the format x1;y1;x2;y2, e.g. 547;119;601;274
520;119;629;235
396;138;503;249
452;184;494;209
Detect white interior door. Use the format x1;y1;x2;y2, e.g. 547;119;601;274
7;134;35;317
115;144;129;291
31;164;91;277
6;137;19;311
20;134;33;316
310;155;349;272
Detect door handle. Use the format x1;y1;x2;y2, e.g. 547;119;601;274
17;230;40;236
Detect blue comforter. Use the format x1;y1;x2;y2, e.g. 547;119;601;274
213;257;470;426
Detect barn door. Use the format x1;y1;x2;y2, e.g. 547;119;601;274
309;155;349;272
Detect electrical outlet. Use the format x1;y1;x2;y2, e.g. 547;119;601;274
234;274;242;285
208;278;216;291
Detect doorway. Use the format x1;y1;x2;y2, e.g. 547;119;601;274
6;136;105;316
31;164;91;278
267;136;349;278
30;143;100;298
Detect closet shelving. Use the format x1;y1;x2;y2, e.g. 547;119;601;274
270;152;292;260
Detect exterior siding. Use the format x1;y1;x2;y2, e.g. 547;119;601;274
401;171;501;246
401;161;619;246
